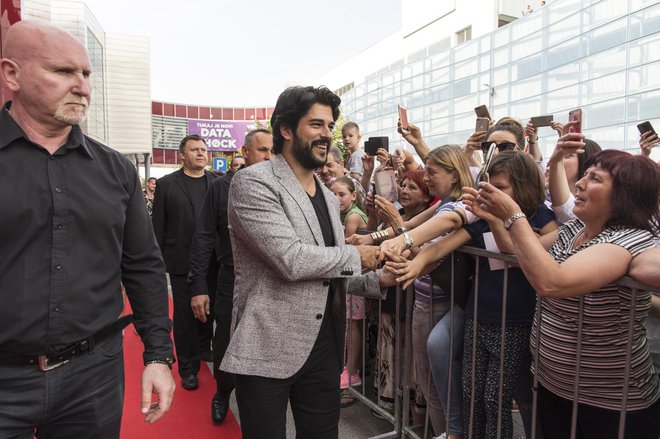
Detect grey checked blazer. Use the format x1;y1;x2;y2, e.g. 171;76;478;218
220;154;383;379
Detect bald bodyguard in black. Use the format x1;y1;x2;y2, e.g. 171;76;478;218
0;21;174;438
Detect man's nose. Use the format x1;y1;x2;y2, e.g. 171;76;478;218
73;73;91;97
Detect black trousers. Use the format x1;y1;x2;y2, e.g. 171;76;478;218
199;257;218;355
170;273;202;377
538;384;660;439
0;331;124;439
213;264;235;393
234;316;341;439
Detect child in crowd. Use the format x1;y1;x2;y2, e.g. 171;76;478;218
343;122;366;180
331;176;368;391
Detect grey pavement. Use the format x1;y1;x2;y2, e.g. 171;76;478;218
214;362;525;439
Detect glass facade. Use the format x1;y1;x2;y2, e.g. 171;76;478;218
86;27;106;141
339;0;660;156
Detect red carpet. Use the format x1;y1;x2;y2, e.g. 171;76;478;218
120;301;242;438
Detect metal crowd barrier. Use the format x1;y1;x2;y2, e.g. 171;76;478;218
343;246;660;439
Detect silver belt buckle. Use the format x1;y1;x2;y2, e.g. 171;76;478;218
38;355;69;371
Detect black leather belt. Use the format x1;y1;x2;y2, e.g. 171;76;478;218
0;314;133;371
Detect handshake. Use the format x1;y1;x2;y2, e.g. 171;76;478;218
355;236;410;272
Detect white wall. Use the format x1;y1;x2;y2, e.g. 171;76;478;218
105;32;152;154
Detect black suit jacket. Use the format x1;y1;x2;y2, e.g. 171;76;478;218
152;168;217;275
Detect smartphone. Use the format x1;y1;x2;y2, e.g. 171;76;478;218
530;115;554;127
637;121;656;136
474;143;496;189
474;105;491;120
365;136;389;156
568;109;582;133
475;117;489;132
398;105;409;130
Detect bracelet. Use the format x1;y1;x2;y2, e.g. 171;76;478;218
370;229;391;244
403;232;414;249
503;212;527;230
145;358;174;369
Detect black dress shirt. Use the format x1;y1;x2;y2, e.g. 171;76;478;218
188;172;234;295
0;103;172;362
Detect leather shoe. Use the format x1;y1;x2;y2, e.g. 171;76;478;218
181;374;199;390
200;350;213;363
211;391;231;423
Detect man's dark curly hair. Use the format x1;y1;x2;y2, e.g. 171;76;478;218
270;86;341;154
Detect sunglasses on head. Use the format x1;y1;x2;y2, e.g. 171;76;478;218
481;141;517;155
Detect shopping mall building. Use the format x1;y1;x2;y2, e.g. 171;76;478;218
2;0;659;175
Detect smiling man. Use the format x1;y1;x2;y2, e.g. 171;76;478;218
220;86;394;438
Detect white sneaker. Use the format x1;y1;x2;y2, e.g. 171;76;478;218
433;434;447;439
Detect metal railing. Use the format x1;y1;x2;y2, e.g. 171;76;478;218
343;246;660;439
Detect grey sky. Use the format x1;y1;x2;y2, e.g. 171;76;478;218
83;0;401;107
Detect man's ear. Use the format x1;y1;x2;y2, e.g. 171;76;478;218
280;124;293;142
0;59;20;92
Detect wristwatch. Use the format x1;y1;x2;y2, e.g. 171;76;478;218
503;212;527;230
395;226;407;236
144;357;175;369
403;232;414;249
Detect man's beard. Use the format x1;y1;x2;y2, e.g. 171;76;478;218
291;133;330;170
54;95;89;125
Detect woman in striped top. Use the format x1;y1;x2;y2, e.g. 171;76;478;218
463;144;660;439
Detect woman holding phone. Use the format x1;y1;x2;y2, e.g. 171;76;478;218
463;149;660;439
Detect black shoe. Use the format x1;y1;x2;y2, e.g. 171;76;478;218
181;374;199;390
211;391;231;423
200;350;213;363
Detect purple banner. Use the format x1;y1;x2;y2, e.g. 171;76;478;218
187;119;259;152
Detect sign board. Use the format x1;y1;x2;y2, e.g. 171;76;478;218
188;119;259;152
212;157;227;172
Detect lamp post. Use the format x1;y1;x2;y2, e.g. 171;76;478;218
483;83;495;113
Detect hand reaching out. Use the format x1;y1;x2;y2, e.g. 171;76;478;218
640;130;659;157
384;251;423;289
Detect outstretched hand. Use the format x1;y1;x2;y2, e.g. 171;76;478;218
383;251;422;289
346;233;374;246
462;183;521;222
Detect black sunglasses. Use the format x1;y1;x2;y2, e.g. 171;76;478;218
481;141;517;155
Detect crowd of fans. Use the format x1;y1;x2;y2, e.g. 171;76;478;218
146;105;660;439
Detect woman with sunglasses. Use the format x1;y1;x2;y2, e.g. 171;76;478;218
462;149;660;439
386;151;557;439
377;123;527;260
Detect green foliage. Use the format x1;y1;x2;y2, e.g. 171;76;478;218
333;114;348;160
254;119;272;132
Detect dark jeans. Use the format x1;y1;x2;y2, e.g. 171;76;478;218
0;331;124;439
538;384;660;439
170;273;202;377
200;257;218;355
234;317;341;439
213;264;235;393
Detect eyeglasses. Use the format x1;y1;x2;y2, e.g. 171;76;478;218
481;141;518;155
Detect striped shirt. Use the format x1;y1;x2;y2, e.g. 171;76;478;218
531;219;660;411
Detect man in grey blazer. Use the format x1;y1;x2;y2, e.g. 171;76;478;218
221;86;395;438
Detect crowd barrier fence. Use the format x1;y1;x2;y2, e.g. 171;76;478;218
344;246;660;439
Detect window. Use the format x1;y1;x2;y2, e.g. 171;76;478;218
456;26;472;45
